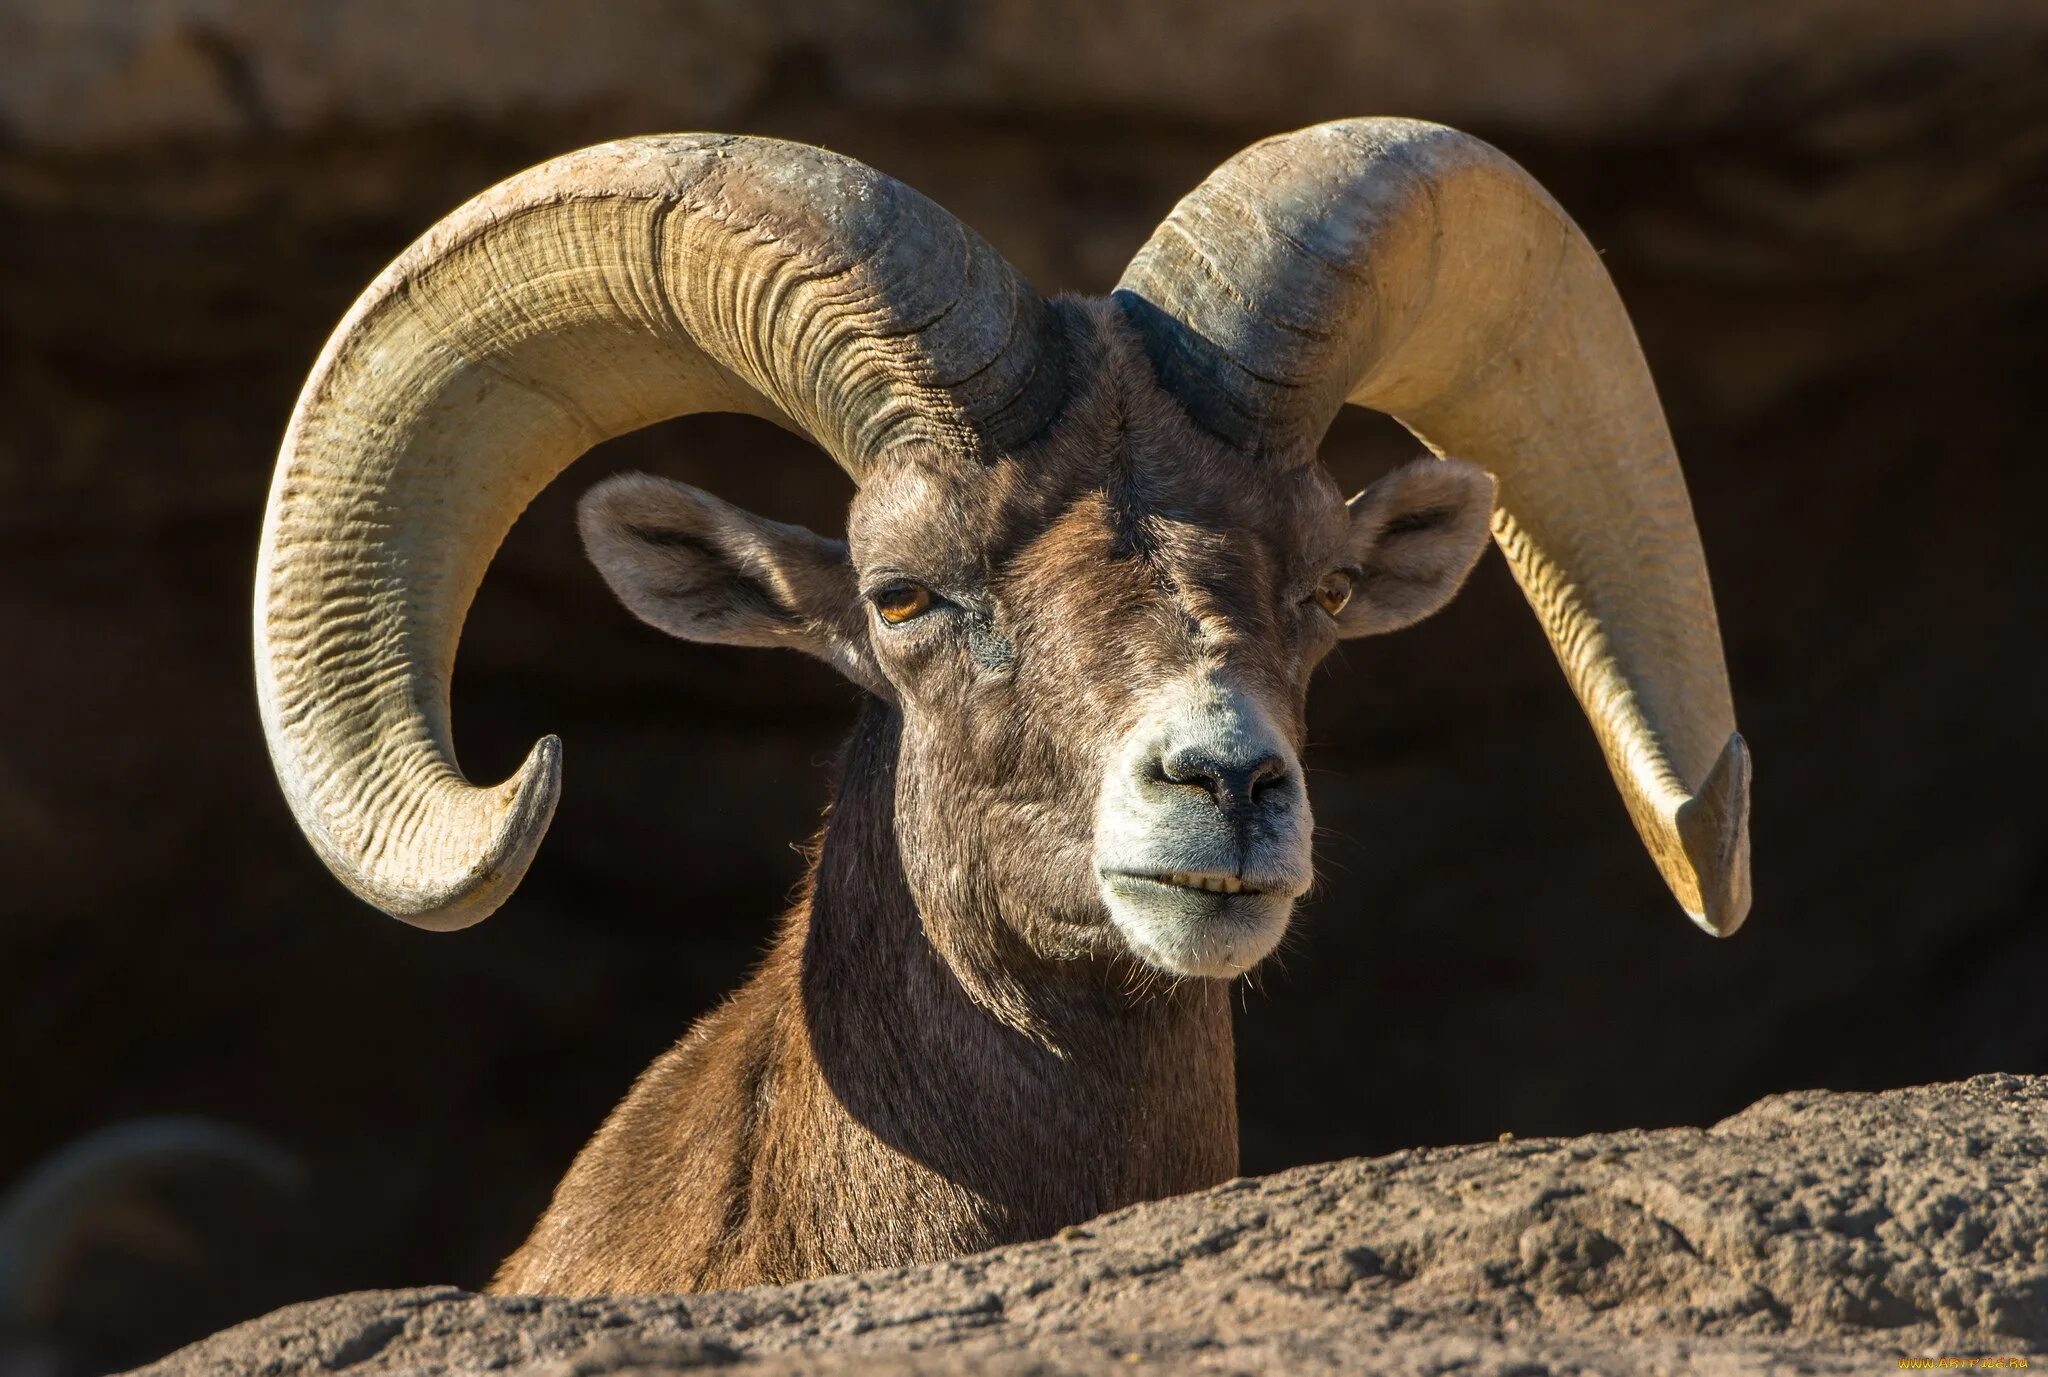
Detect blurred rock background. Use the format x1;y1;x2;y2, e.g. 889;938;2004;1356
1;2;2044;1370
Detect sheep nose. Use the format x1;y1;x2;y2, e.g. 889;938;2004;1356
1158;745;1293;813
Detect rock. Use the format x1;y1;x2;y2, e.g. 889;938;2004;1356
137;1076;2047;1375
5;1;2042;151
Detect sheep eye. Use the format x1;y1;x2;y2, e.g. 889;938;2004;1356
1311;569;1355;618
872;580;935;624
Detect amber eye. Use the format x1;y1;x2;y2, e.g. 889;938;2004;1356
1312;569;1355;618
872;580;935;624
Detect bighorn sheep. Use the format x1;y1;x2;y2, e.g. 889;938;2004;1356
254;120;1750;1295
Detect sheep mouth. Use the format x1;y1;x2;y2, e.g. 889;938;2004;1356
1154;870;1259;896
1096;871;1294;978
1104;871;1266;898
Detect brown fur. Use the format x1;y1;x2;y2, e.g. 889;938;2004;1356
490;300;1493;1296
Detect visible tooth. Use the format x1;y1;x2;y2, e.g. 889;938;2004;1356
1154;871;1252;893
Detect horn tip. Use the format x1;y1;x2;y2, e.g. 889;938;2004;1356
1677;731;1752;937
381;734;562;933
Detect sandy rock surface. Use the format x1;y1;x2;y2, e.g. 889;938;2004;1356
141;1075;2045;1375
8;1;2038;150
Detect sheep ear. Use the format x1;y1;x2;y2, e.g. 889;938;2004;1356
578;472;885;694
1336;459;1497;637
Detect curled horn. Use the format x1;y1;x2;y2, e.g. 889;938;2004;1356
256;134;1062;929
0;1118;303;1334
1116;119;1750;934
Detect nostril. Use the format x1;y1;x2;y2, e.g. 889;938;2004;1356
1247;753;1291;799
1157;747;1292;807
1158;749;1223;797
